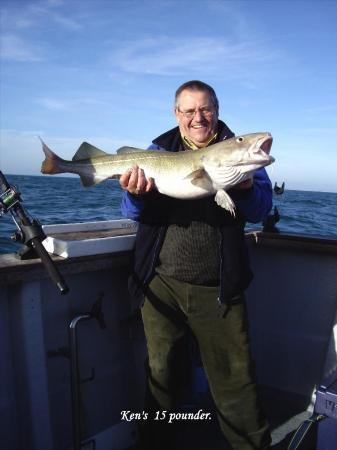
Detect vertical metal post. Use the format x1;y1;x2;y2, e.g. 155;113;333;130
69;314;91;450
69;295;104;450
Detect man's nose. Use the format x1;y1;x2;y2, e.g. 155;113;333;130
193;109;204;120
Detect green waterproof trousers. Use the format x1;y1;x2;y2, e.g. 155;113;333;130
140;273;271;450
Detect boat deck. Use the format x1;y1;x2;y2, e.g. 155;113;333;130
1;230;337;450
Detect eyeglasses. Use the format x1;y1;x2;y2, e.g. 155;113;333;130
177;106;215;119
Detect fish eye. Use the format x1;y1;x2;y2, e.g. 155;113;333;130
236;137;244;143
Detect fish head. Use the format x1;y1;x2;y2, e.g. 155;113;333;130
200;133;274;190
215;132;274;173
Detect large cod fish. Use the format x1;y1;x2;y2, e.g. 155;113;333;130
41;132;274;215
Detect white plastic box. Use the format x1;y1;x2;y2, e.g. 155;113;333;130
42;219;138;258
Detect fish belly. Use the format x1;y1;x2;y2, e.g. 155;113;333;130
155;176;215;199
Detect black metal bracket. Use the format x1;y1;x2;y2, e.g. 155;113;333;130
263;206;280;233
69;293;106;450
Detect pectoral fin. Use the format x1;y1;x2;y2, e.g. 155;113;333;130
214;190;236;216
183;168;213;191
202;157;245;189
183;168;205;180
80;173;106;187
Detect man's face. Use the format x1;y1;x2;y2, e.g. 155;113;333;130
175;89;218;147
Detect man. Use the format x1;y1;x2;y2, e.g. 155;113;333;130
120;81;272;450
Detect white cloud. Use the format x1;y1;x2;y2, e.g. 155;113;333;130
50;13;82;30
36;98;69;111
108;36;284;84
1;0;82;32
35;96;111;112
0;34;44;62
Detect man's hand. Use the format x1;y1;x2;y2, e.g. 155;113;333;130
119;166;155;195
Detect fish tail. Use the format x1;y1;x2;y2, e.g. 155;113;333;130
40;137;64;174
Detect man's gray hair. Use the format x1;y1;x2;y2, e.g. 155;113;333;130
174;80;219;112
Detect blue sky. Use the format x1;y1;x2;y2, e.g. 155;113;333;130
1;0;336;192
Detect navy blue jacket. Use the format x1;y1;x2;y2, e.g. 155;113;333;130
121;121;272;305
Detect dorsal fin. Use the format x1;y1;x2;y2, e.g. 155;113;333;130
72;142;108;161
116;146;147;155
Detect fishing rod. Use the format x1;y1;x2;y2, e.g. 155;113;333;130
0;171;69;294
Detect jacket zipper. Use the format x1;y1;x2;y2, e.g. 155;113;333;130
144;225;166;286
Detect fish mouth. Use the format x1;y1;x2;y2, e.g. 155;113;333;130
258;135;274;165
247;134;274;164
259;135;273;155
